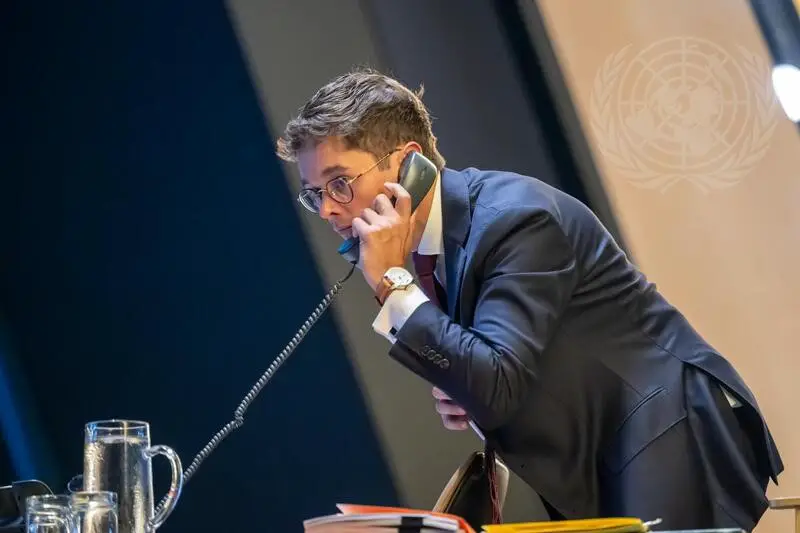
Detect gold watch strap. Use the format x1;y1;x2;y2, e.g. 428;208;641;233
375;277;395;306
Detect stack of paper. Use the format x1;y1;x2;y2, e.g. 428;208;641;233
303;504;476;533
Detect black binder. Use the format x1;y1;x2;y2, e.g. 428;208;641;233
0;480;53;533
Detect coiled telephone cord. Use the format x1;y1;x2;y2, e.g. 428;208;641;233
154;264;356;514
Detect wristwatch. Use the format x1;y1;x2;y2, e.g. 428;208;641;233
375;267;415;306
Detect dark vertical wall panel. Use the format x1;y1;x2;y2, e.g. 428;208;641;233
512;0;630;249
0;1;397;531
363;0;563;189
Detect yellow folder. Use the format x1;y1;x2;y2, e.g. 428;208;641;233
482;517;649;533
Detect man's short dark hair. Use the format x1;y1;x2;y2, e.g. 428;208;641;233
276;67;446;171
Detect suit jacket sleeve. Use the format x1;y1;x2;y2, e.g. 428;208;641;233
389;207;579;431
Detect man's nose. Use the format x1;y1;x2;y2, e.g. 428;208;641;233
318;194;338;220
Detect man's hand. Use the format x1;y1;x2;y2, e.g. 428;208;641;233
351;182;414;292
432;387;470;430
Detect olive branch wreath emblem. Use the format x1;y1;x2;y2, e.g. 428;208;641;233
589;39;779;193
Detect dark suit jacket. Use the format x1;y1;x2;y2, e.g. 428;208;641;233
388;167;783;529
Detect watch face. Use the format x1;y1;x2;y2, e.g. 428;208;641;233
386;267;414;285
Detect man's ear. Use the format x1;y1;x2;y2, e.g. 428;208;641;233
397;141;423;170
400;141;423;159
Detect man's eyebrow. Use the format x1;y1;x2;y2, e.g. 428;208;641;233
321;164;349;177
300;165;351;189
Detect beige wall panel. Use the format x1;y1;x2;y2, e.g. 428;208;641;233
536;0;800;531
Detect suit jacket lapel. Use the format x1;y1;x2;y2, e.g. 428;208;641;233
441;168;471;319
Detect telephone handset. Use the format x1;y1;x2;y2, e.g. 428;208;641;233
337;150;439;264
153;151;438;513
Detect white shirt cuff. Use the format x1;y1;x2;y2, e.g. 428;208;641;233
372;284;429;343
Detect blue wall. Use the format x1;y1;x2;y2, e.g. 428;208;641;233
0;2;398;530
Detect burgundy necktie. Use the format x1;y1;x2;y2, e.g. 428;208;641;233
412;252;502;523
487;449;502;523
412;252;446;310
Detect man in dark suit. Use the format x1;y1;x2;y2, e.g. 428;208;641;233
276;68;783;532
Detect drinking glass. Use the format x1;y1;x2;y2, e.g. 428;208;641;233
84;420;183;533
25;495;76;533
70;491;118;533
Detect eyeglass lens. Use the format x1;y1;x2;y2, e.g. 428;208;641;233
299;177;353;213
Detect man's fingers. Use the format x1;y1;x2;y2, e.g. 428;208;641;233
432;386;451;400
350;217;369;240
360;207;381;225
433;387;469;430
373;193;394;215
384;182;412;218
442;415;470;431
435;399;466;416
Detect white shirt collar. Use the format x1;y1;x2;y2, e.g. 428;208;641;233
414;175;444;256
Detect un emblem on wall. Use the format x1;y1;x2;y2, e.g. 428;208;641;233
589;36;779;193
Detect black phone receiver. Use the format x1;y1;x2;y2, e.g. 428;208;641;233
338;150;438;265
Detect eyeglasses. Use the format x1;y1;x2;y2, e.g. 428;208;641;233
297;150;397;213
